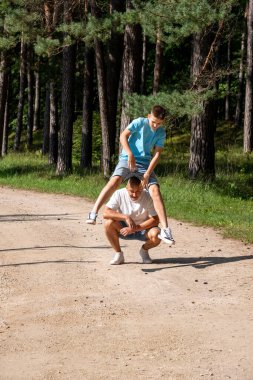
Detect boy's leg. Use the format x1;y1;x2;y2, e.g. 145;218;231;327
86;176;122;224
148;184;168;228
148;184;175;245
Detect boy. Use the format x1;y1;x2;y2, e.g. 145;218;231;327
86;105;175;245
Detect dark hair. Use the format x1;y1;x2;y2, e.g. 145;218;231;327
152;105;166;120
128;176;141;187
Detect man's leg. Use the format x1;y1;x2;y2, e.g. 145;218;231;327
86;176;122;224
104;219;125;265
148;184;175;245
138;227;161;264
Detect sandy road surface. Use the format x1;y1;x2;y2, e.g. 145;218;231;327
0;187;253;380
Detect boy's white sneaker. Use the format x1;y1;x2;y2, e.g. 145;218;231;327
110;252;125;265
158;227;175;245
139;247;152;264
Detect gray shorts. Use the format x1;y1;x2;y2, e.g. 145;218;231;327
111;160;158;187
119;221;147;241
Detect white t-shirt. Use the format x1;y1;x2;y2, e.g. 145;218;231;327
106;188;157;225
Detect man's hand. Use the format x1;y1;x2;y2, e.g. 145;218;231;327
128;154;136;172
120;226;134;236
125;215;136;230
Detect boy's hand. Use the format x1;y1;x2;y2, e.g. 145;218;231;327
120;226;134;236
141;173;150;188
128;154;136;172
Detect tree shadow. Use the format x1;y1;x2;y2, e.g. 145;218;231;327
141;254;253;273
0;244;112;253
0;259;96;268
0;213;80;222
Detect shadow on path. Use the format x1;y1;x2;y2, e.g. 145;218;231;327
0;244;111;253
141;254;253;272
0;260;96;268
0;213;80;222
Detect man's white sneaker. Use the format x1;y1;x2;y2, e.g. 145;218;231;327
110;252;125;265
139;247;152;264
158;227;175;246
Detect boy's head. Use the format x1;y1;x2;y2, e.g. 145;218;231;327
148;105;166;131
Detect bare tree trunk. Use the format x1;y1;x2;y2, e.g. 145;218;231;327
80;47;94;169
42;87;50;155
189;32;216;180
0;52;9;157
27;44;34;150
153;28;163;95
14;38;27;151
140;33;147;95
244;0;253;152
49;81;58;164
235;21;246;128
56;0;76;175
91;0;110;177
120;0;142;133
33;61;41;131
225;36;231;121
106;0;125;157
2;85;10;156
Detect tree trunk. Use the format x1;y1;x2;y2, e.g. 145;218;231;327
56;0;76;175
49;81;58;164
120;0;143;133
80;47;94;169
27;44;34;150
91;0;110;177
42;87;50;155
243;0;253;152
106;0;125;157
14;38;26;151
235;25;246;128
141;33;147;95
225;36;231;121
33;62;41;131
189;32;216;180
2;85;10;156
153;28;163;95
0;52;9;157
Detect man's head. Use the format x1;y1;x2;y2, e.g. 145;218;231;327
148;105;166;131
126;176;143;201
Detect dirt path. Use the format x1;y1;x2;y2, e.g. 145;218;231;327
0;187;252;380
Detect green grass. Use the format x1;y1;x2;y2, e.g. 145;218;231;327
1;120;252;244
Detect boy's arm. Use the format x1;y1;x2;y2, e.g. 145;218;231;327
120;128;136;171
142;146;163;187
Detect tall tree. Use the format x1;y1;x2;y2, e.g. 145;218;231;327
33;60;41;131
153;28;163;94
0;52;9;157
90;0;111;177
225;35;232;121
48;81;58;164
80;46;94;169
235;14;246;128
243;0;253;152
27;44;34;149
56;0;76;174
14;38;27;151
120;0;143;133
189;30;217;180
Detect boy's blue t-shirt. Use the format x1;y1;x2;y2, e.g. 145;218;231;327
120;117;166;164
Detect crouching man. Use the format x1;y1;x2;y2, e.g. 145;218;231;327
103;176;161;265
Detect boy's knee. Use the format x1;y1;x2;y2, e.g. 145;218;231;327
104;219;114;230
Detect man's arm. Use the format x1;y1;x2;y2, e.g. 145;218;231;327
120;128;136;171
103;206;136;229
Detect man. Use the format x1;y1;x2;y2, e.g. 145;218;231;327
103;176;161;265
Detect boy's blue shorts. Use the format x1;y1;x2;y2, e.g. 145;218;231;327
111;160;158;187
119;221;147;241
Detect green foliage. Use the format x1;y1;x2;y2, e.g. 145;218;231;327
125;89;215;122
